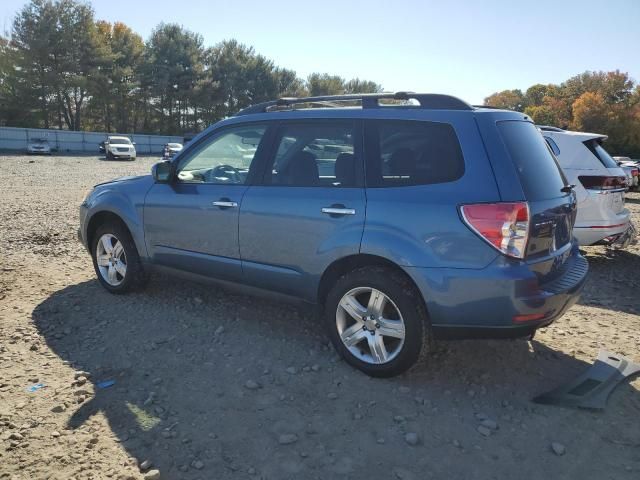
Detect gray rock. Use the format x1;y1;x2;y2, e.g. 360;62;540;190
480;419;498;430
139;459;152;471
551;442;566;456
286;366;298;375
144;470;161;480
244;379;261;390
398;386;411;394
191;460;204;470
477;425;491;437
327;392;338;400
214;326;225;335
278;433;298;445
51;405;65;413
404;432;420;446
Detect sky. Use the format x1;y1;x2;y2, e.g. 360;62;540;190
1;0;639;104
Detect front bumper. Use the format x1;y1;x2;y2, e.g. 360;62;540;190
406;246;588;340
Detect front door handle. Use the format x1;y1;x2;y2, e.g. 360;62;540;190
321;206;356;216
212;198;238;209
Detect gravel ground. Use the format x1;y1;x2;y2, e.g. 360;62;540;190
0;154;639;480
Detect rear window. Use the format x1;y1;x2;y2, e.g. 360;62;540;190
583;139;618;169
498;121;566;200
365;120;464;187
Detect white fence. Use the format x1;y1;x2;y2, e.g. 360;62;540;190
0;126;183;154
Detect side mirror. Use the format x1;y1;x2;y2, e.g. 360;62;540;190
152;161;173;183
132;142;136;146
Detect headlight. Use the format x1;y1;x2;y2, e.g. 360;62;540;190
81;187;94;206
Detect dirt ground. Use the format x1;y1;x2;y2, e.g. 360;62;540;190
0;153;639;480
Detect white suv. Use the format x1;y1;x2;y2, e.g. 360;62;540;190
540;126;636;248
105;136;136;160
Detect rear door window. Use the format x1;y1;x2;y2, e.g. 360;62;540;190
364;120;464;187
266;122;359;187
498;121;566;200
583;139;619;169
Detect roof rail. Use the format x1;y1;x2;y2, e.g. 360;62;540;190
235;92;473;116
537;125;565;132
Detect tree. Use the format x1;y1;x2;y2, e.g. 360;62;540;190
344;78;382;94
306;73;345;96
483;89;525;111
145;23;204;134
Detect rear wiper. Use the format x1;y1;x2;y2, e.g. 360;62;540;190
560;184;575;193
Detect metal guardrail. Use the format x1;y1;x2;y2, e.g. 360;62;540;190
0;126;182;154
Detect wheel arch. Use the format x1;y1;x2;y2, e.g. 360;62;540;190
86;211;138;256
317;254;427;312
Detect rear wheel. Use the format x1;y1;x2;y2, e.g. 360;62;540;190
325;266;431;377
91;222;146;294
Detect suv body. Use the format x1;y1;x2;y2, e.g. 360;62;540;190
104;136;136;160
540;127;635;248
613;156;639;191
79;93;588;377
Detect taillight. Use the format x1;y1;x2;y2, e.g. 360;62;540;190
460;202;529;259
578;175;627;190
632;169;639;177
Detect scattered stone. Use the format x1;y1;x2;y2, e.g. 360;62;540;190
551;442;566;456
327;392;338;400
286;367;297;375
194;296;202;304
244;380;261;390
480;419;498;431
51;405;65;413
278;433;298;445
399;386;410;394
8;432;23;441
475;412;489;421
51;431;60;438
139;459;152;471
144;470;161;480
393;415;405;423
311;364;321;372
404;432;420;446
214;326;225;335
477;426;491;437
191;460;204;470
377;438;385;444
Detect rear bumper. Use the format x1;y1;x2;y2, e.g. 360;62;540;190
405;245;588;340
594;221;637;249
573;209;631;245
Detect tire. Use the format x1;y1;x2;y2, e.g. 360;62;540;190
91;221;146;294
324;266;431;377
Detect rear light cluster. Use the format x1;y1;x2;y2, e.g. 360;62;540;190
460;202;530;259
578;175;627;191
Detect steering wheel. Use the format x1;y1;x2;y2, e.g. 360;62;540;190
209;164;242;183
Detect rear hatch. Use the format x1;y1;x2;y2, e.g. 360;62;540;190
581;138;627;214
497;120;577;283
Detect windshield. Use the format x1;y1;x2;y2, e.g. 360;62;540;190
33;139;48;144
109;138;131;145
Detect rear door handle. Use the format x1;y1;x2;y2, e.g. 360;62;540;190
322;206;356;216
212;199;238;209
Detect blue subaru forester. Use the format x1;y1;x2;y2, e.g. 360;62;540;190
79;92;588;377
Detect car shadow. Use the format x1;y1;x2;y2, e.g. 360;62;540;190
32;276;639;479
578;249;640;315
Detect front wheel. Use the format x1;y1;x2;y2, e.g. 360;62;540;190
91;222;146;294
324;266;431;377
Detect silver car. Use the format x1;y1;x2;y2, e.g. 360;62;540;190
27;138;51;155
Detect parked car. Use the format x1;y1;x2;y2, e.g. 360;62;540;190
162;142;183;159
27;138;51;155
79;92;588;377
540;126;635;248
613;156;639;190
104;136;136;160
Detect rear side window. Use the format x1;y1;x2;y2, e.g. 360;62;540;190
498;121;566;200
583;139;618;169
365;120;464;187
